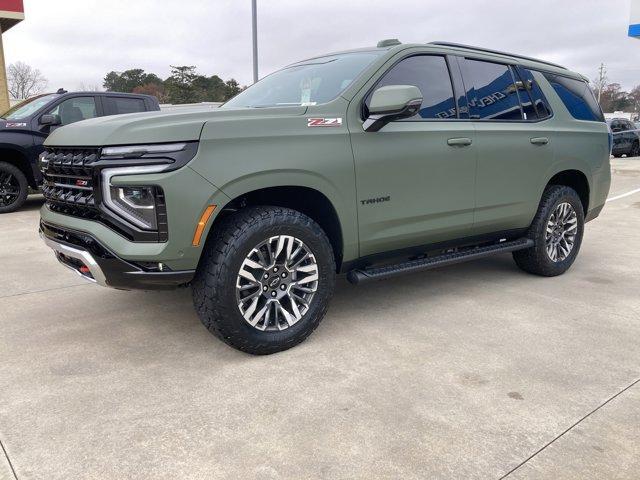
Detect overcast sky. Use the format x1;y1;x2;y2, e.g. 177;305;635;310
3;0;639;92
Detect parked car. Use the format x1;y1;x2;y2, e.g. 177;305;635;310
0;89;160;213
607;118;640;158
40;40;611;354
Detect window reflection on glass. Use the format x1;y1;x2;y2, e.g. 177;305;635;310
368;55;457;120
462;59;523;120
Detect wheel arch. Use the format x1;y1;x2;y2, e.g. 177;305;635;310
207;185;345;271
546;169;590;214
0;146;36;188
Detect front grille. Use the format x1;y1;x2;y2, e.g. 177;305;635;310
41;147;100;219
40;146;168;243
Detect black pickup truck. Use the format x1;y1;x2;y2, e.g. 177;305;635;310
0;89;160;213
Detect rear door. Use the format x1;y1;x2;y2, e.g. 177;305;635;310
101;95;150;116
460;58;555;235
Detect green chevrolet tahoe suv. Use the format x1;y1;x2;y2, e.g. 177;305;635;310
39;40;611;354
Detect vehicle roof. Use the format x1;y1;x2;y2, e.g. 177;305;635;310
301;41;585;81
54;91;156;99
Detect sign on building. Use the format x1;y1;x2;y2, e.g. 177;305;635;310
631;0;640;38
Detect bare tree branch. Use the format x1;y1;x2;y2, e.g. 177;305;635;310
7;61;48;99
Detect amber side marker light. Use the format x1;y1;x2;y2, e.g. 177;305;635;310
192;205;217;246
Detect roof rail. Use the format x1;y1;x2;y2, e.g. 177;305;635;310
429;42;568;70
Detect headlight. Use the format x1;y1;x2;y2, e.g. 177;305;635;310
110;185;158;229
102;165;167;230
101;143;187;158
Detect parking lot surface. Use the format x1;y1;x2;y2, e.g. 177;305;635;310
1;159;639;479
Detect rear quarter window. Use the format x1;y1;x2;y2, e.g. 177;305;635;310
542;73;604;122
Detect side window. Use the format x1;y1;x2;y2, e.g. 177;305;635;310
461;59;523;120
366;55;457;120
47;97;97;125
103;97;147;115
542;74;604;122
514;67;552;120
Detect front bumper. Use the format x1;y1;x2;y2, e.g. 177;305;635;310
40;221;195;290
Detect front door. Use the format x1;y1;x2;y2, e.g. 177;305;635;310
349;54;477;257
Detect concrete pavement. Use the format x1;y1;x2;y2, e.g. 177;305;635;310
0;159;639;479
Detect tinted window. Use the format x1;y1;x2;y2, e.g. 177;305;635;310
47;96;97;125
543;74;604;122
514;67;552;120
104;97;146;114
367;55;456;120
461;59;522;120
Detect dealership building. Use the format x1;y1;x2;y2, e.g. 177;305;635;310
0;0;24;112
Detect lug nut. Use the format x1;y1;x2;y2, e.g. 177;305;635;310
280;284;286;290
274;267;279;273
263;273;268;279
281;272;286;278
271;291;276;297
263;286;267;291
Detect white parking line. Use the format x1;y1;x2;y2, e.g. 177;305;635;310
606;187;640;203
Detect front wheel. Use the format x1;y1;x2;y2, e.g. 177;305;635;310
0;162;28;213
630;142;640;158
192;206;336;355
513;185;584;277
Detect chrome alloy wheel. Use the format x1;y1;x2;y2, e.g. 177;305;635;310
236;235;319;331
545;202;578;262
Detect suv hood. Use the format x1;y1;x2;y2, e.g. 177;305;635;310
44;106;308;147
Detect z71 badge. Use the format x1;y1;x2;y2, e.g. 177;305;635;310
307;117;342;127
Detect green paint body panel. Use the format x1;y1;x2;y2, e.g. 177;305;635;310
41;43;611;280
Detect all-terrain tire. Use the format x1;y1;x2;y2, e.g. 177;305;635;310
192;206;336;355
512;185;584;277
0;161;28;213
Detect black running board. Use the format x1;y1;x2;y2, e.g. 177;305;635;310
347;238;534;285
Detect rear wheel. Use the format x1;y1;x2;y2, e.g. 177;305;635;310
0;162;28;213
192;206;336;355
513;185;584;276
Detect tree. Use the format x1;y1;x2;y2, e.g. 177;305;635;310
164;65;198;104
133;83;167;103
628;85;640;113
599;83;632;113
224;79;243;100
100;65;245;104
7;61;48;99
103;69;163;93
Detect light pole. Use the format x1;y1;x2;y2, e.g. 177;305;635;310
251;0;258;84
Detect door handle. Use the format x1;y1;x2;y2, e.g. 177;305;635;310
530;137;549;145
447;137;472;147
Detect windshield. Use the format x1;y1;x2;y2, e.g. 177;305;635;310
2;94;58;120
223;51;382;108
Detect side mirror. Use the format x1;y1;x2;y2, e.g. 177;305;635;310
363;85;423;132
40;114;61;126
